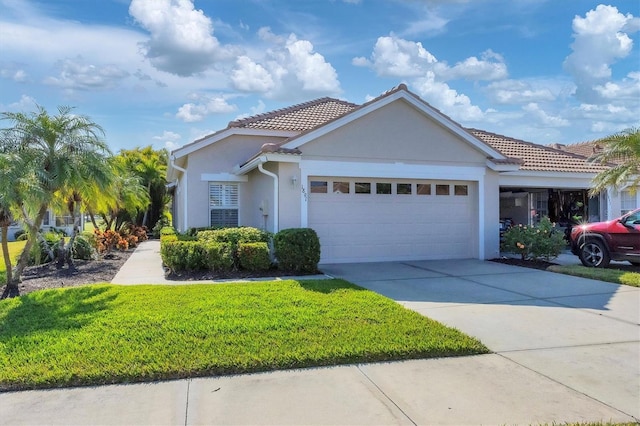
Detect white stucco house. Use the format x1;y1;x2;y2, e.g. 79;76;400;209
167;84;638;264
3;210;80;242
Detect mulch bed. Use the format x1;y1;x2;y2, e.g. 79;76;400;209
489;257;558;271
1;250;133;297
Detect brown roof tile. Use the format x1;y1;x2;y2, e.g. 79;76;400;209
469;129;610;173
225;86;614;175
228;97;358;132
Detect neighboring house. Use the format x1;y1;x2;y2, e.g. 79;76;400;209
167;84;638;264
3;210;80;242
551;140;640;216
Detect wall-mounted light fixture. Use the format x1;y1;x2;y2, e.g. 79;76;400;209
291;175;298;187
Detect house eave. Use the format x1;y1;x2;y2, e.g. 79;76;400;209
234;153;301;175
486;159;521;172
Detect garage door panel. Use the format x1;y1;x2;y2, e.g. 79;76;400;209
309;178;476;263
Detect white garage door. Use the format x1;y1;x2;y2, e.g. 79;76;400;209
308;177;477;263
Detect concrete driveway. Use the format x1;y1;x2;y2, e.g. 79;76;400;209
322;259;640;420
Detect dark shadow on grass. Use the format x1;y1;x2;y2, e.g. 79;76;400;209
297;278;366;294
0;286;117;338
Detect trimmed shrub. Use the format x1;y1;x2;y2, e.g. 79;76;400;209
198;227;270;246
274;228;321;273
161;241;205;272
238;242;271;272
502;217;566;261
202;242;234;272
160;226;177;236
198;227;271;268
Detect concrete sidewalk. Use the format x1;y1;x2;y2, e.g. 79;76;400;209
1;245;638;424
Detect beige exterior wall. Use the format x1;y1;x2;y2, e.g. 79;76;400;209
179;135;286;230
301;99;487;166
245;166;277;232
277;162;302;230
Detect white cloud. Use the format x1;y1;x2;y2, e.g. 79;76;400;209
0;64;27;82
593;71;640;100
230;31;341;100
152;130;182;150
231;56;275;92
355;35;438;78
563;4;640;102
445;50;507;81
129;0;236;76
355;34;497;121
43;56;130;91
413;72;484;121
403;9;450;37
3;94;37;111
522;103;569;127
355;35;507;82
486;79;556;104
176;93;237;122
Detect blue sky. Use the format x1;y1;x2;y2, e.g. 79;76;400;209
1;0;638;153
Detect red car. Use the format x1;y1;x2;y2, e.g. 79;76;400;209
570;208;640;267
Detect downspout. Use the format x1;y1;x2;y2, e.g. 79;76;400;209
170;156;188;232
258;160;279;233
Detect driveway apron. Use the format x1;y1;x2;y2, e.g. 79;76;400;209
322;259;640;420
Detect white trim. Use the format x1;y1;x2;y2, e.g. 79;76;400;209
282;90;507;160
300;159;486;181
499;174;594;189
172;128;298;160
486;159;520;172
201;173;248;182
477;174;485;259
234;153;301;175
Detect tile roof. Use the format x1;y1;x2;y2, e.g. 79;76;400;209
228;97;358;131
548;141;625;165
225;86;613;175
468;129;611;173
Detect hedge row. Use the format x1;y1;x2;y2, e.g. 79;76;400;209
160;226;320;274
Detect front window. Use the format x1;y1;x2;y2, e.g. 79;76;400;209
621;190;637;215
209;183;238;227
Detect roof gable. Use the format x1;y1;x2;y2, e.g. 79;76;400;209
280;84;507;160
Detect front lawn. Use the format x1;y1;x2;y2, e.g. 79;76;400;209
0;240;26;284
547;265;640;287
0;279;488;390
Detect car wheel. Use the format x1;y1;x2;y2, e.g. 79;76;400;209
579;240;610;268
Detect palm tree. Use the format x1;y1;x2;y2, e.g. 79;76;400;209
0;105;112;293
119;146;167;228
588;127;640;196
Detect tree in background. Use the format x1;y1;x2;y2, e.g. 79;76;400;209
118;146;168;230
0;105;112;296
589;127;640;196
85;155;150;231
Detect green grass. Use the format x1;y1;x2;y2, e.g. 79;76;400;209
0;279;488;390
548;265;640;287
0;240;27;284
